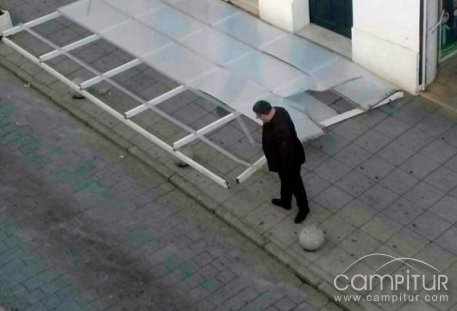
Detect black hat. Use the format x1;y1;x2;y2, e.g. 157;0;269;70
253;100;272;115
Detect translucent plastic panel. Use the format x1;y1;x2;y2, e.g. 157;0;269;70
287;91;338;123
189;68;269;122
273;76;317;98
139;5;205;40
106;0;163;17
261;34;336;73
311;57;367;90
143;44;215;84
266;96;325;141
102;20;172;57
59;0;129;33
215;12;284;48
170;0;239;25
226;51;309;95
334;75;398;110
180;27;252;65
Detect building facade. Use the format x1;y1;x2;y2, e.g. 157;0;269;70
231;0;457;95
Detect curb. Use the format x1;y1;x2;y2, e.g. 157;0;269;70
0;45;373;311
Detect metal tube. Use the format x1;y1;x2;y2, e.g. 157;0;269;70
3;37;229;188
125;85;186;118
2;11;61;37
236;156;267;184
173;112;238;149
80;58;143;89
40;34;100;61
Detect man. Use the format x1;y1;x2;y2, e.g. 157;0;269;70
253;100;310;224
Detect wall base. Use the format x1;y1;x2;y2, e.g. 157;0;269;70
259;0;309;32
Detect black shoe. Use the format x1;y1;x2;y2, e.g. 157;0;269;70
271;198;291;210
294;209;309;224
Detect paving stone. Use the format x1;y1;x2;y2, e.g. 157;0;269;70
303;172;331;199
321;214;357;244
378;141;416;166
440;125;457;148
416;111;456;137
395;127;435;152
372;116;412;139
333;142;372;169
435;226;457;255
382;197;425;226
335;199;378;227
424;166;457;193
358;183;399;211
444;153;457;172
313;158;352;184
404;181;446;209
399;153;442;179
357;155;395;181
331;119;369;142
380;169;420;195
419;140;457;165
265;217;302;248
303;145;331;170
313;185;354;214
340;229;381;258
385;227;429;257
335;170;376;196
393;99;437;126
409;211;453;241
415;243;457;273
313;246;355;277
355;130;392;153
429;195;457;224
310;131;349;156
361;214;403;243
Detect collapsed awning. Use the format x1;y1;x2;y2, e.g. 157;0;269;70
2;0;403;188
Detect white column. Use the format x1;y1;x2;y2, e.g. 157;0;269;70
259;0;309;32
352;0;422;94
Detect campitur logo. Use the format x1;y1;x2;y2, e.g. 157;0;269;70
333;253;449;304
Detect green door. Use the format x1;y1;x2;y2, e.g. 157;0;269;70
309;0;353;38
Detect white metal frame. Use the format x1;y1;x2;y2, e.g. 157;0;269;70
1;5;404;188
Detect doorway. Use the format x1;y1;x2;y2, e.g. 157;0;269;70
309;0;353;38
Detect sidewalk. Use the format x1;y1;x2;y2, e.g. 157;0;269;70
0;56;338;311
1;1;457;311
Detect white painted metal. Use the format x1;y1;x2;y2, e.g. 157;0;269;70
2;0;406;187
39;34;100;61
125;85;186;118
2;36;230;189
80;58;142;89
236;156;267;184
2;11;60;36
173;112;238;150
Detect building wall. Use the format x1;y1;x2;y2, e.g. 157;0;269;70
352;0;422;94
257;0;438;94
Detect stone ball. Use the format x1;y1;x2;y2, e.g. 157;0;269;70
299;225;325;251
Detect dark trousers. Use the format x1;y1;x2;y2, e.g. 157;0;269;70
278;166;309;211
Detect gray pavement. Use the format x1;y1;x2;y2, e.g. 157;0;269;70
0;63;335;310
1;1;457;311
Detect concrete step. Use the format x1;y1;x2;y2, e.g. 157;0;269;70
228;0;259;15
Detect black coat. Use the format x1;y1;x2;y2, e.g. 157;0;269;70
262;107;306;173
